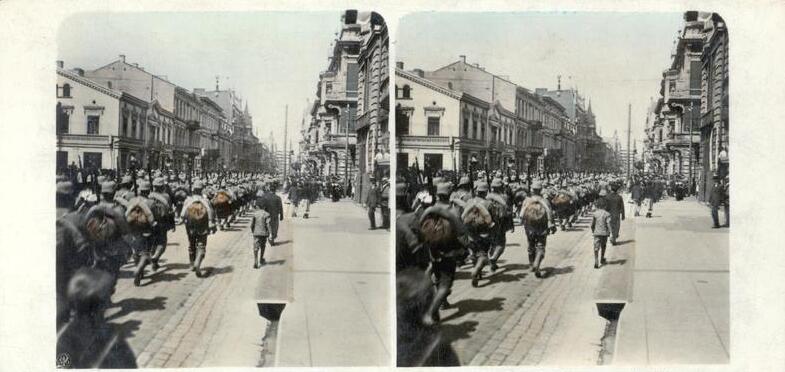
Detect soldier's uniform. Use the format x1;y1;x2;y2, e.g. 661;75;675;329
149;177;175;270
521;181;556;278
180;182;216;277
487;178;512;271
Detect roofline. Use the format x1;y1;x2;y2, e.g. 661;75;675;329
396;68;463;100
58;68;121;99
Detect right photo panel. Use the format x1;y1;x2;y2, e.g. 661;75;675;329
395;11;729;367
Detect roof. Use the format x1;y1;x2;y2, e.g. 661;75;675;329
58;67;147;107
396;68;489;108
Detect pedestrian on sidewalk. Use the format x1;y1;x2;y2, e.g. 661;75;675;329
250;203;272;268
709;174;729;228
257;183;284;245
605;184;625;245
630;180;643;217
366;177;380;230
591;196;612;269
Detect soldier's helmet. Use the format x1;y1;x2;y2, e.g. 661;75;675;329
152;177;165;188
101;181;116;194
531;181;543;190
491;178;503;189
67;267;114;315
458;176;471;186
121;175;132;185
436;182;452;196
138;180;151;192
396;182;406;197
476;181;489;193
57;181;74;196
192;181;204;191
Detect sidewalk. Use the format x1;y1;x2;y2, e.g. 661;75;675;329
275;198;391;367
615;197;729;365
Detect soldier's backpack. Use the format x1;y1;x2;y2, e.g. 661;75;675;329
186;200;209;231
523;200;549;235
461;200;493;232
126;202;151;231
84;206;120;243
419;206;456;246
486;194;512;231
148;195;173;230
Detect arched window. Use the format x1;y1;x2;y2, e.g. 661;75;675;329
59;83;72;98
402;85;411;99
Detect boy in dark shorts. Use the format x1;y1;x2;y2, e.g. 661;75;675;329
591;196;612;269
250;203;272;268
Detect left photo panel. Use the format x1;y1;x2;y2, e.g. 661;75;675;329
54;10;391;368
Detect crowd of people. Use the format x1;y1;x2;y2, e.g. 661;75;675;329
395;168;629;366
55;167;283;368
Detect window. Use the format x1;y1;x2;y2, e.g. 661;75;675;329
87;115;100;134
346;63;359;93
463;116;469;137
56;103;69;134
427;117;440;136
472;119;478;139
83;152;102;170
325;82;333;93
396;111;410;136
60;84;71;98
397;153;409;169
122;115;129;136
480;121;485;140
131;117;137;138
402;85;411;99
423;153;443;173
107;81;112;89
56;151;68;174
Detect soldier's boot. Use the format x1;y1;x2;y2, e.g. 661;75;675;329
189;251;196;271
423;286;450;327
471;256;488;287
534;247;545;278
194;249;206;278
151;245;166;271
133;255;150;287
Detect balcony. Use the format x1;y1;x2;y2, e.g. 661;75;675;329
185;120;200;130
668;88;702;101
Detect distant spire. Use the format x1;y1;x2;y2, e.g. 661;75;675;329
587;99;593;114
244;101;249;115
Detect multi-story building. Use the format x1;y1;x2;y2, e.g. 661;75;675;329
698;12;729;201
395;67;489;173
355;11;389;201
56;65;149;172
645;11;716;191
58;56;267;175
302;10;364;182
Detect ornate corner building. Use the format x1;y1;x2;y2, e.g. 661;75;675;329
644;11;728;201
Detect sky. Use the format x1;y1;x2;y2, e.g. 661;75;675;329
58;11;344;151
396;12;685;149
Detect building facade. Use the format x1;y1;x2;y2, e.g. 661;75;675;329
57;56;269;175
56;66;149;172
355;11;389;201
644;10;727;201
395;67;489;174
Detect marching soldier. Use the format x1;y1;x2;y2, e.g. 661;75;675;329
520;181;557;278
180;181;217;278
125;180;157;286
149;177;176;270
487;178;513;272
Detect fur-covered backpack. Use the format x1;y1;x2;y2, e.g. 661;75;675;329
84;206;120;243
522;200;548;234
486;194;512;231
419;206;455;246
462;200;493;231
186;200;209;231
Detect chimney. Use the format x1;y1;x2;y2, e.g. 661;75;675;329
56;60;64;69
459;55;466;63
133;63;139;67
119;54;126;62
72;68;84;77
395;61;404;69
412;68;425;78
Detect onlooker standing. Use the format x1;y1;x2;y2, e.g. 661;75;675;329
709;174;729;228
630;180;643;217
250;204;272;268
591;197;612;269
605;184;626;245
366;177;380;230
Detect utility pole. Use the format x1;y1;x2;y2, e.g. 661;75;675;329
688;100;694;193
283;105;288;181
344;103;350;193
627;103;631;178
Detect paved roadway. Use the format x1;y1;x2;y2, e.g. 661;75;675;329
103;196;391;368
435;195;728;366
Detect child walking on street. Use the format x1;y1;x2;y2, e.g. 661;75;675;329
591;197;612;269
250;202;273;269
